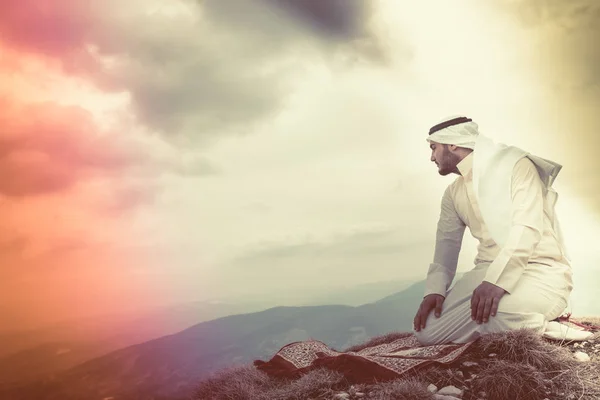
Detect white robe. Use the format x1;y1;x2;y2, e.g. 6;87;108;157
472;134;570;260
414;151;574;345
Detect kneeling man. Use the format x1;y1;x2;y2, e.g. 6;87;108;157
413;116;573;345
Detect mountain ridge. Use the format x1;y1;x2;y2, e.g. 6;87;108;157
0;281;427;400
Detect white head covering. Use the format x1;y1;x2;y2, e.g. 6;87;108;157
425;115;570;260
426;115;479;150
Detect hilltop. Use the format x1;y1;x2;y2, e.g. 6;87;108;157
195;318;600;400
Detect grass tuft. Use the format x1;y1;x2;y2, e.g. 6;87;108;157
194;366;346;400
367;377;434;400
472;328;577;372
472;359;547;400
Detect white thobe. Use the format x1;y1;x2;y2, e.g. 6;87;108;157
414;152;573;345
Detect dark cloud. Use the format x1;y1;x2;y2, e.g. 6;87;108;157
202;0;375;44
0;0;384;142
268;0;372;39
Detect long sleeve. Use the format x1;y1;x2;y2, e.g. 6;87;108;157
424;185;467;298
482;157;544;293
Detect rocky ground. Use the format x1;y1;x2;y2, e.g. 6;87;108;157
195;320;600;400
326;334;600;400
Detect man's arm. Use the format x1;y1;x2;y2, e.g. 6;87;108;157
424;184;467;298
415;185;466;331
482;157;545;294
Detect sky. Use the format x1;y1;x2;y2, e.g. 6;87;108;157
1;0;599;331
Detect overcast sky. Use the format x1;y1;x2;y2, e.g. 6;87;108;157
1;0;599;331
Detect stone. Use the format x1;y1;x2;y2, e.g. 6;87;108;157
437;385;464;397
428;383;438;393
433;395;461;400
462;361;479;367
455;370;464;379
574;351;591;362
488;353;497;357
355;393;365;398
334;393;350;399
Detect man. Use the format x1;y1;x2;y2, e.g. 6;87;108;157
413;115;575;345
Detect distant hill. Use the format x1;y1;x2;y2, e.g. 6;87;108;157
0;299;272;387
0;281;426;400
0;278;421;389
300;278;418;307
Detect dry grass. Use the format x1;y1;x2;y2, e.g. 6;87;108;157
194;366;347;400
472;359;548;400
194;321;600;400
367;377;434;400
574;316;600;327
418;365;464;390
473;328;578;372
469;327;600;400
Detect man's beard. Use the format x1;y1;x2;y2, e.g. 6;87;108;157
438;149;459;176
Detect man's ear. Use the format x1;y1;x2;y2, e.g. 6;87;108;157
448;144;458;151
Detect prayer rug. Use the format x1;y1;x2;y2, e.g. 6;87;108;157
254;333;474;384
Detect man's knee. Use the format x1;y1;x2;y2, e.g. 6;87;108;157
414;327;441;346
413;316;444;345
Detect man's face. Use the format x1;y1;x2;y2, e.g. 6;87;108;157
429;142;459;176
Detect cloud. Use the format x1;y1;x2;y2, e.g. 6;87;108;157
0;0;385;143
494;0;600;211
227;227;433;283
202;0;382;53
268;0;373;39
33;236;89;260
0;235;28;259
209;223;447;299
99;179;161;217
0;99;141;197
237;228;412;262
0;94;214;202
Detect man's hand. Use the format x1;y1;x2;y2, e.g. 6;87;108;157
414;294;445;332
471;282;506;324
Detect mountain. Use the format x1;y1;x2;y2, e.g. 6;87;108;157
299;278;418;307
0;281;426;400
0;299;272;387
